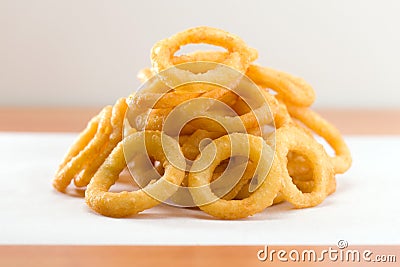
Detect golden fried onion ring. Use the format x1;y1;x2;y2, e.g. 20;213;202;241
188;133;280;219
151;27;257;90
53;98;128;192
85;131;185;217
151;26;257;74
276;125;333;208
74;98;128;187
53;105;113;192
286;105;352;174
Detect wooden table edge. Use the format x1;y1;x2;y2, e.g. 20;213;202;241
1;108;400;134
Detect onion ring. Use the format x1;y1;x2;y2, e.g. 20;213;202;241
53;98;128;192
286;105;352;174
151;27;257;90
85;131;185;217
188;133;280;219
151;26;257;74
276;125;333;208
53;106;113;192
287;151;337;196
74;98;128;187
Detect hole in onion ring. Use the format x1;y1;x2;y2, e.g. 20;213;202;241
174;44;226;57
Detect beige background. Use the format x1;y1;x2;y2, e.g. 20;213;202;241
1;0;399;108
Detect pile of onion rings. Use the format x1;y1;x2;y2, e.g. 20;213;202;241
53;26;351;219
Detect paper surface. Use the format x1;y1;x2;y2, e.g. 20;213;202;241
0;132;399;245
